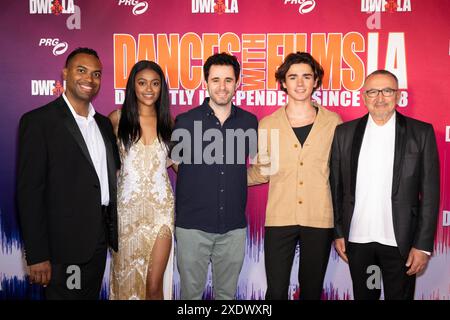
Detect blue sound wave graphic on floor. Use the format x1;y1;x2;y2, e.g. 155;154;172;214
0;276;110;300
1;207;24;255
0;276;43;300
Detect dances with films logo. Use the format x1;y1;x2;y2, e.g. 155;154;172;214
29;0;75;14
283;0;316;14
31;79;64;96
191;0;239;14
361;0;412;13
29;0;81;29
117;0;149;15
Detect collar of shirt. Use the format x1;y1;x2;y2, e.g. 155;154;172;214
367;110;396;133
202;97;237;120
62;93;96;122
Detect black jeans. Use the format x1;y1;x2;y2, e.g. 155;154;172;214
347;242;416;300
264;225;333;300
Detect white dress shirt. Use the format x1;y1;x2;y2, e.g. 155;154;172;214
349;113;397;247
63;93;110;206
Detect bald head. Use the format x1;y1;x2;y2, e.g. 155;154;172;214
364;70;398;88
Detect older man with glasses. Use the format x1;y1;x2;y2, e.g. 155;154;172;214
330;70;440;300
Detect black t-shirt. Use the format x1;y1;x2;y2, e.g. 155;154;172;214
291;107;318;146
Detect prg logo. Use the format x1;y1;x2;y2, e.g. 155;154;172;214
29;0;75;15
117;0;149;15
283;0;316;14
39;38;69;56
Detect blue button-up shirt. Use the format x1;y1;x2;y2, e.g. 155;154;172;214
172;98;258;234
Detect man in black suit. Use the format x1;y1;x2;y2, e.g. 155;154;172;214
17;47;120;299
330;70;440;300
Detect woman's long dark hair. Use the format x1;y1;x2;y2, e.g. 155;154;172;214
118;60;173;152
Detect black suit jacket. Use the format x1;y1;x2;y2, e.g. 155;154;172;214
330;111;440;258
17;96;120;265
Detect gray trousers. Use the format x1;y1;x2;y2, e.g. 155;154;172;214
175;227;246;300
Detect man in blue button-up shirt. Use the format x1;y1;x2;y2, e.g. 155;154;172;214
171;53;258;300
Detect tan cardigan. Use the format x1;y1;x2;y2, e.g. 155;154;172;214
248;103;342;228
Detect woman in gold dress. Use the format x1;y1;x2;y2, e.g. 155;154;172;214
108;60;174;300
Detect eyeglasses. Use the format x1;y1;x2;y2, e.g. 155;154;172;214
364;88;398;98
